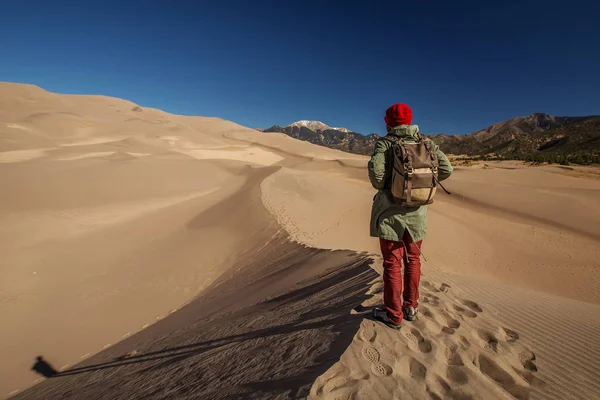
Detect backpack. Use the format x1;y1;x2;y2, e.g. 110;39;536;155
384;134;440;206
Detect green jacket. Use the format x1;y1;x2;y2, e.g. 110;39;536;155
368;125;453;242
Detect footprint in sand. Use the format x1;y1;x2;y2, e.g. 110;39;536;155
409;357;427;379
418;306;458;334
484;340;499;354
322;376;349;393
371;361;393;376
460;299;483;313
433;375;452;396
422;281;441;293
440;310;461;329
404;328;433;353
422;281;451;294
469;323;539;398
316;370;362;400
441;347;470;388
445;344;464;366
362;346;381;363
453;304;478;318
359;325;377;343
501;327;520;343
422;293;440;307
420;306;435;320
476;330;500;353
360;344;394;377
519;350;538;372
459;336;471;349
476;354;530;400
446;366;469;385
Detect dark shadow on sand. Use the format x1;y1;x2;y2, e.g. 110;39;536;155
21;253;379;400
31;356;59;378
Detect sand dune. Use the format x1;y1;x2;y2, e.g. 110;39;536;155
1;83;599;400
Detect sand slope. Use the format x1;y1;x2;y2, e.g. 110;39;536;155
2;83;600;400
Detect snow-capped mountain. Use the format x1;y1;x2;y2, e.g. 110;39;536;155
262;121;379;155
286;120;350;133
332;127;351;133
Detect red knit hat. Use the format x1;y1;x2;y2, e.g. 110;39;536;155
384;103;413;128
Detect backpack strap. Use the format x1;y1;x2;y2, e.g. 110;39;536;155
384;135;414;202
421;137;441;201
403;141;414;202
422;138;438;168
435;177;452;195
382;135;402;180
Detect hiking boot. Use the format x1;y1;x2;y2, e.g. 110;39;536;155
372;308;401;330
403;306;419;321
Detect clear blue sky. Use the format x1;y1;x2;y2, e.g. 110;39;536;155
1;0;599;135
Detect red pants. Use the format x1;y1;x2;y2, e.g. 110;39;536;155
379;231;423;325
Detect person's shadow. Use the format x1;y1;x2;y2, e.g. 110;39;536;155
32;356;59;378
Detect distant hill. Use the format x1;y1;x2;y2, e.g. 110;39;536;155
261;115;600;164
430;113;600;164
263;121;379;155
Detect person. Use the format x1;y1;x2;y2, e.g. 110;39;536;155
368;103;453;329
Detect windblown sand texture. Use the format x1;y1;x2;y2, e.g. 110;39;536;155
1;83;599;400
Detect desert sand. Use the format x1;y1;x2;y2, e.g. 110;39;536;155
1;82;599;400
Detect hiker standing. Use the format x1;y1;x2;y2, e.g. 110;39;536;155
368;103;453;329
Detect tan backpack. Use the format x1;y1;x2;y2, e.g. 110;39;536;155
384;135;440;206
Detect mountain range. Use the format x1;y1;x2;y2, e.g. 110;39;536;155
261;114;600;164
263;120;380;156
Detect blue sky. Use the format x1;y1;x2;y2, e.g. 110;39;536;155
1;0;599;135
